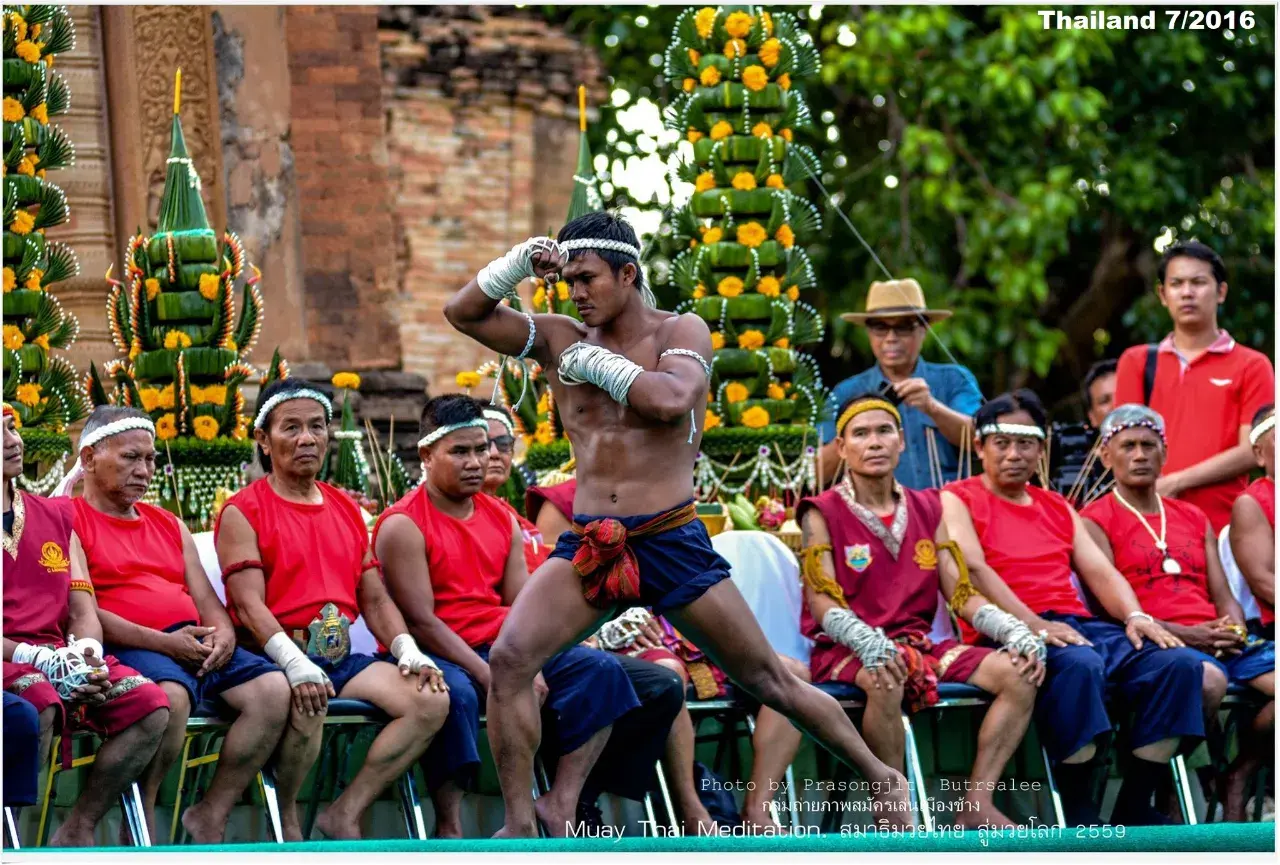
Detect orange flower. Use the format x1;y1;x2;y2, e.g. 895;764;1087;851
692;284;706;299
710;120;734;140
688;48;701;64
766;174;785;189
724;11;753;38
760;10;774;36
780;127;794;142
737;329;765;351
751;121;773;139
688;128;704;144
1;267;13;292
731;172;757;191
193;415;220;442
700;65;721;87
723;39;746;59
736;222;767;248
29;102;47;124
710;331;725;350
14;40;41;63
756;276;781;297
716;276;744;298
704;409;722;430
778;73;792;90
9;210;34;235
786;285;800;301
775;224;795;248
683;78;696;93
1;98;23;123
741;406;770;429
156;414;178;441
695;7;718;39
742;65;768;92
198;272;220;301
695;171;716;193
774;337;791;349
23;268;41;291
145;278;160;300
759;38;781;68
702;226;723;244
725;382;749;403
767;383;786;400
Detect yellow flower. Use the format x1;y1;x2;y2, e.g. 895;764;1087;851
716;276;744;298
699;65;721;87
780;127;793;142
767;383;786;400
534;420;555;445
145;278;160;300
688;48;701;64
15;383;41;407
1;268;13;292
9;210;34;235
786;285;799;301
456;371;481;390
198;272;220;301
14;40;41;63
139;387;161;413
164;330;193;350
759;38;782;68
155;414;178;441
3;325;24;350
742;65;768;92
775;337;791;349
537;391;550;414
741;406;770;429
224;337;238;352
704;409;722;430
16;156;34;176
724;39;745;59
702;227;723;245
766;174;785;189
737;330;765;350
683;77;696;93
688;128;704;144
710;120;733;140
736;222;767;248
695;7;718;39
193;415;220;442
555;281;570;301
778;73;792;90
29;23;40;39
332;372;361;391
756;276;781;297
692;284;706;300
725;382;749;403
33;334;49;351
751;121;773;139
695;171;716;193
532;284;547;309
2;97;24;122
775;224;795;248
10;13;27;42
157;384;175;410
29;102;47;125
231;422;248;441
23;268;41;291
724;11;753;38
35;169;45;179
198;384;228;405
710;331;725;350
128;339;142;361
44;55;52;68
731;172;757;191
760;10;774;36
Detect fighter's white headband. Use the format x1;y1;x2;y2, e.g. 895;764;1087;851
483;409;515;437
977;423;1046;440
79;417;156;450
417;418;489;449
253;389;333;431
1250;414;1275;446
559;238;641;259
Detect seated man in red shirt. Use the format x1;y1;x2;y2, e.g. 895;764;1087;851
2;404;169;847
71;406;293;843
1082;404;1273;822
1231;405;1275;639
941;389;1206;826
216;379;449;840
375;395;641;838
800;394;1043;828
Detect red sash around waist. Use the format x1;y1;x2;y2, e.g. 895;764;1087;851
572;502;699;608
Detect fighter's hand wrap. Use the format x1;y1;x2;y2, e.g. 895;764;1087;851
972;604;1047;662
477;237;560;301
597;607;654;651
389;633;441;675
264;632;331;689
67;634;107;669
821;608;898;669
12;642;56;671
557;342;645;406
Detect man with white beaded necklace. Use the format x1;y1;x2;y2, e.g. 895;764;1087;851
445;211;910;836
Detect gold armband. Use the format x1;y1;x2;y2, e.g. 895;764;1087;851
69;579;95;596
800;544;848;608
938;540;976;614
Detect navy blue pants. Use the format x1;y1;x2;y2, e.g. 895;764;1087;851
1036;614;1207;761
548;499;732;613
393;644;640;793
1202;639;1275;685
3;692;40;806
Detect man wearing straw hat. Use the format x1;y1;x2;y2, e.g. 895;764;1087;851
819;279;982;490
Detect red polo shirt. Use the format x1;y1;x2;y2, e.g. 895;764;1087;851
1115;331;1274;532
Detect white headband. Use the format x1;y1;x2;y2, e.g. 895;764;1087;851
559;238;641;259
253;389;333;430
417;418;489;449
1250;414;1275;446
79;417;156;450
483;409;515;437
978;423;1045;440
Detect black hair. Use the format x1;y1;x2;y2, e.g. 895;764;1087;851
556;211;647;295
419;393;487;443
835;391;902;433
82;405;152;446
255;379;331;472
1253;403;1275;428
1157;240;1227;285
1080;359;1118;410
974;388;1047;437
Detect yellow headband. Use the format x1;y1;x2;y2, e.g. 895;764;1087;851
836;399;902;436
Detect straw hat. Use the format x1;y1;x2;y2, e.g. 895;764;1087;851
840;278;953;324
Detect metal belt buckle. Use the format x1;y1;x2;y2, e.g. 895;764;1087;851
306;603;352;664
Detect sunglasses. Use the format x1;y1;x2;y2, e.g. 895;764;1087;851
866;320;922;337
488;435;515;454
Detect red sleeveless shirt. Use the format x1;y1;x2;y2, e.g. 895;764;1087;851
215;478;365;630
526;480;577;525
1240;476;1275;625
373;487;514;648
74;499;199;631
944;477;1090;620
4;491;74;645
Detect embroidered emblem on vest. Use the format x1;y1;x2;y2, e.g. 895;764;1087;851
913;539;938;570
844;544;872;573
307;603;352;664
38;542;70;573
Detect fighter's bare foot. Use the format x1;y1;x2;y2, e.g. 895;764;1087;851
279;809;304;842
50;818;96;848
314;805;363;840
533;795;575;838
492;820;539;838
954;796;1017;830
433;820;465;839
1223;766;1250;822
181;800;229;844
869;769;912;828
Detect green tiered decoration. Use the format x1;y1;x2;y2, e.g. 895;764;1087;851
319;371;413;516
2;5;89;494
663;5;824;497
87;70;276;529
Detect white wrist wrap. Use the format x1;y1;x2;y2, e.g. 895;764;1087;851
12;642;55;669
390;633;440;674
972;604;1047;661
597;607;654;651
478;237;559;301
264;632;330;689
68;635;106;669
821;608;897;669
557;342;645;406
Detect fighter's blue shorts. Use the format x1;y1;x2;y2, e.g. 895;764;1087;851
1202;639;1275;685
547;499;732;614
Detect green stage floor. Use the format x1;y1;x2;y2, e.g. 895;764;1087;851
22;823;1275;853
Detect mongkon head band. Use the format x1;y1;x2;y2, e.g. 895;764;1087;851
1251;413;1276;446
1099;404;1166;447
836;399;902;437
54;416;158;498
483;409;515;437
558;238;642;259
977;423;1045;440
253;389;333;431
417;417;490;449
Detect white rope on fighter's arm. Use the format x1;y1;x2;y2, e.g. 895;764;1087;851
971;604;1048;661
821;608;898;669
478;237;561;302
557;342;646;405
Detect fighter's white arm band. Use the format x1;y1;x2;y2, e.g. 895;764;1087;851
971;604;1047;661
389;633;441;674
478;237;559;301
557;342;646;406
264;632;331;689
821;608;898;669
11;642;55;669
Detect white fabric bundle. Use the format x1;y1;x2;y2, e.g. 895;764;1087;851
557;342;645;405
478;237;560;301
972;604;1047;661
597;607;654;651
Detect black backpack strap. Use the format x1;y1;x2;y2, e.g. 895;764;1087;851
1142;343;1159;406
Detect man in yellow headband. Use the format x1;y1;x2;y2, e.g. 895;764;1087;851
798;393;1044;828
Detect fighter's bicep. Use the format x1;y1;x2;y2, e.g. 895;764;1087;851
939;492;987;566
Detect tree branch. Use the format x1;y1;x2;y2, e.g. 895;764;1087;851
941;116;1021;209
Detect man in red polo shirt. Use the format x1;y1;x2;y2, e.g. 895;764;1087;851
1114;241;1274;532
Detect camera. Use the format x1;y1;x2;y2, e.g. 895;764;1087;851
1048;422;1105;500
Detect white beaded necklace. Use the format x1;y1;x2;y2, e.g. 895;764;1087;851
1111;489;1181;575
